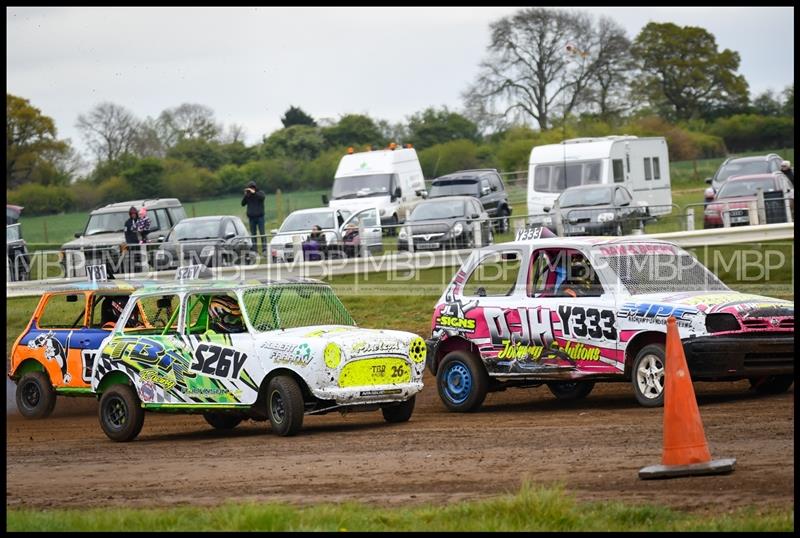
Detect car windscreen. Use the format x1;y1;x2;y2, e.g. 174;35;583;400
242;284;356;331
171;220;220;241
716;178;777;199
280;211;335;232
408;201;466;221
595;244;729;295
429;180;479;197
84;212;129;235
716;161;770;182
533;160;602;193
332;174;393;199
558;187;613;208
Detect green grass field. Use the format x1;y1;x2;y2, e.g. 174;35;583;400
6;482;793;532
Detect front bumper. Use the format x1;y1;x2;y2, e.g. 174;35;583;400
311;382;424;404
683;334;794;380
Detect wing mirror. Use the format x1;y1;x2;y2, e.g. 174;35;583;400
705;177;713;184
392;187;402;200
224;232;236;240
271;228;279;234
74;232;82;238
543;207;551;213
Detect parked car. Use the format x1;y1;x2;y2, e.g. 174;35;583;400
60;199;187;277
428;169;513;232
154;216;256;269
704;173;794;228
7;281;152;418
553;184;648;236
7;204;30;282
270;207;382;262
397;196;493;251
704;154;785;203
425;231;793;411
89;278;426;441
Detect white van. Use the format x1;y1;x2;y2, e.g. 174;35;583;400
526;136;672;222
326;146;427;229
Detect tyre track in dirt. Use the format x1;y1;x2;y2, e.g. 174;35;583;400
6;374;793;513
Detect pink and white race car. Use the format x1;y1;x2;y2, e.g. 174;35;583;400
426;229;794;410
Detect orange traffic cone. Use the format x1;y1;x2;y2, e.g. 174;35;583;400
639;316;736;479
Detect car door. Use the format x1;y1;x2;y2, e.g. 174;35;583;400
340;207;382;253
181;292;261;406
524;248;623;376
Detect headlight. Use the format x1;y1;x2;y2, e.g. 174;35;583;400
704;207;719;216
324;343;342;369
597;212;615;223
380;208;387;216
200;245;215;258
398;228;408;240
408;337;426;364
452;222;464;236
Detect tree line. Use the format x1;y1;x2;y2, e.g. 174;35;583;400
7;9;794;216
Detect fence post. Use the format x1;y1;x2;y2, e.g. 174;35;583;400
785;196;793;223
43;221;49;244
754;188;764;225
722;202;731;228
292;234;302;264
554;209;564;237
191;205;197;218
473;220;483;248
749;200;759;226
686;208;694;231
276;189;283;224
358;219;367;258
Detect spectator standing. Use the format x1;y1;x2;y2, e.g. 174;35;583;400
122;206;141;272
241;181;267;255
136;207;151;243
780;161;794;186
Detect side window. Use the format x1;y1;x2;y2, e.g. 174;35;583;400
38;294;87;329
122;294;180;335
184;292;246;335
584;161;601;184
234;218;248;236
528;249;603;298
480;178;490;196
534;166;551;191
224;220;236;237
612;159;624;183
644;158;652;181
614;188;626;206
489;174;502;192
652;157;661;180
169;206;187;226
154;209;170;230
769;159;779;172
463;251;522;297
626;154;630;174
90;294;130;329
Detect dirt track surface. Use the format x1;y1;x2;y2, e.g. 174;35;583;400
6;375;794;513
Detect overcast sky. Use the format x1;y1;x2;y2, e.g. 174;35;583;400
6;6;795;158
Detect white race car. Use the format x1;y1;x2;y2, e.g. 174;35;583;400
426;228;794;410
90;278;425;441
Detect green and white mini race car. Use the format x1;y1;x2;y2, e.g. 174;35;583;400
90;278;426;441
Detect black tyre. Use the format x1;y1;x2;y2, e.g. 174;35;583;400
495;208;510;233
385;214;398;237
436;351;489;412
267;376;305;436
547;381;595;401
382;396;416;423
631;344;665;407
203;412;243;430
15;371;57;419
99;384;145;442
749;375;794;395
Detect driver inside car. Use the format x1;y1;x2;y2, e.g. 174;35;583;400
207;295;245;333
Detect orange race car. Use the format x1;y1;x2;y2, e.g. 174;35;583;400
8;280;151;418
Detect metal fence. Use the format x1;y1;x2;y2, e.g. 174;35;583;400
6;195;794;283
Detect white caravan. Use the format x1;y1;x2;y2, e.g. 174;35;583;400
526;136;672;222
327;147;427;228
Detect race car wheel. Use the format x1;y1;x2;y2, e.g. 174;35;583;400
203;412;243;430
267;376;304;436
749;375;794;395
382;396;416;423
15;371;57;419
99;384;145;442
632;344;665;407
547;381;595;401
437;351;488;412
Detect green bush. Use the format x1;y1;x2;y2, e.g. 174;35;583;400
70;180;102;211
216;164;246;195
162;161;221;201
121;157;165;198
7;183;75;215
709;114;794;153
96;176;136;206
419;139;481;178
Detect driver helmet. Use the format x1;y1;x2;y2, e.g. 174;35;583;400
208;295;243;332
